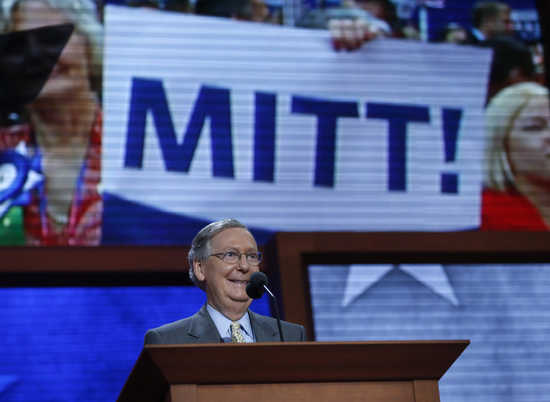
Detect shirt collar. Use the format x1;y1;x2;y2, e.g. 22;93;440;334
206;304;254;341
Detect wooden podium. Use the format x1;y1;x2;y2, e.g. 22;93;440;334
118;340;468;402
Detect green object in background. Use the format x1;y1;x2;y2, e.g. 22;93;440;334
0;207;25;245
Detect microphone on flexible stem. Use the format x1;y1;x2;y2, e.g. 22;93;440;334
246;271;285;342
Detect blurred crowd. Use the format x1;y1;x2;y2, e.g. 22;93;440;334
0;0;548;246
95;0;545;98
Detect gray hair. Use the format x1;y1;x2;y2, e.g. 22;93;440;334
1;0;103;97
484;82;549;191
188;218;248;288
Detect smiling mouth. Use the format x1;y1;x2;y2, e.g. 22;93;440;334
229;279;248;285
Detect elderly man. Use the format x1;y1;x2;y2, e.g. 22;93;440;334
145;218;305;344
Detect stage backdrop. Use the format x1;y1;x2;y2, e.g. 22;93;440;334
102;5;491;244
0;286;270;402
309;263;550;402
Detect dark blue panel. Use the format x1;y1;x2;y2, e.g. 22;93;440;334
101;192;276;246
0;287;270;402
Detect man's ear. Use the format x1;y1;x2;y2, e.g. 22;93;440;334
193;260;206;282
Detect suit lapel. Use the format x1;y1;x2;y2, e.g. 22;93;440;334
249;310;279;342
185;306;279;342
188;304;223;343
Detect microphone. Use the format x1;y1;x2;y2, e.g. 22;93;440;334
246;271;268;299
246;272;285;342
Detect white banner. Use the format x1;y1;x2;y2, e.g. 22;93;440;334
103;5;491;232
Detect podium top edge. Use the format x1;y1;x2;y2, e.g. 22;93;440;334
118;339;470;393
144;339;470;349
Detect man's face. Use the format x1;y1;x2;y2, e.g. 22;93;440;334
490;9;513;37
195;227;260;318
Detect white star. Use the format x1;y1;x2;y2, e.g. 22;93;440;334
341;264;393;307
342;264;459;307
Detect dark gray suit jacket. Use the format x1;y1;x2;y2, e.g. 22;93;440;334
144;304;306;344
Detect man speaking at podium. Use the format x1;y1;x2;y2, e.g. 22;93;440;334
145;219;305;344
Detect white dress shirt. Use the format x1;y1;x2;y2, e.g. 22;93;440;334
206;304;255;343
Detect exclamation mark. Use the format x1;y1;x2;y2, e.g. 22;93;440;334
441;108;462;194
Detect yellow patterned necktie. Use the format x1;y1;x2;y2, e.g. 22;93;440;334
231;321;246;343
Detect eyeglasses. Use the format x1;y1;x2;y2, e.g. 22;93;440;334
210;250;263;266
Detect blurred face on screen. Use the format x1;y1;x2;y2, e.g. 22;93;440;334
12;0;91;102
194;227;259;319
251;0;269;22
507;94;550;184
489;9;513;37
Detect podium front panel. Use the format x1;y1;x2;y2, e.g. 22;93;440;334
170;380;428;402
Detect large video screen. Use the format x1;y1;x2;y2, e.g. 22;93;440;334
0;0;546;246
308;262;550;402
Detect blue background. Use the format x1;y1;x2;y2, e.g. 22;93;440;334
0;286;270;401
